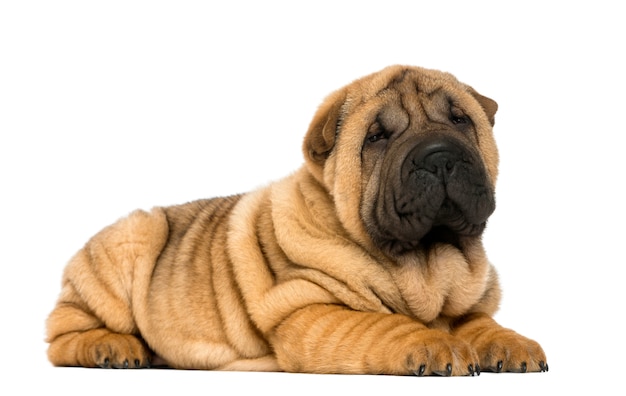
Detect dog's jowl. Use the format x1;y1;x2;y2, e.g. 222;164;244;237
46;65;547;376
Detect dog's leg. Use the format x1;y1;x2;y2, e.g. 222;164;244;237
46;209;169;368
452;313;548;373
270;304;479;376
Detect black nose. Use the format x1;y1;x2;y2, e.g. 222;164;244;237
408;137;465;179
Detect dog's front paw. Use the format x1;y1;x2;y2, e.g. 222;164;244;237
398;330;480;377
474;328;547;373
453;314;547;373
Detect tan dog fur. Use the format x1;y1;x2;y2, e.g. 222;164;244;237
46;65;547;376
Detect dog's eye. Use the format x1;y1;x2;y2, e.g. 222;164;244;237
449;106;470;126
368;132;386;143
450;115;469;125
366;122;389;144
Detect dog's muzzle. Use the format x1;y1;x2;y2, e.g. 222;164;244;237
373;133;496;254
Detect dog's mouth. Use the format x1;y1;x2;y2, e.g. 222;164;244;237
420;225;461;248
372;210;486;256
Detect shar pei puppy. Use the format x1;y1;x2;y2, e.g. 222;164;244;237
46;65;548;376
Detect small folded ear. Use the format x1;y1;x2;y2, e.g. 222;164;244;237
468;87;498;126
303;88;348;166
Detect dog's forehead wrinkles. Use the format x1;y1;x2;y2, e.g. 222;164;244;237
392;84;444;130
331;68;471;143
367;78;422;132
390;68;410;86
376;68;411;96
377;100;410;134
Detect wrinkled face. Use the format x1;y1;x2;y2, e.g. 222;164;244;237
359;88;496;255
305;66;499;257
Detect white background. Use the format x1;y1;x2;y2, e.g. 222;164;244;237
1;1;624;394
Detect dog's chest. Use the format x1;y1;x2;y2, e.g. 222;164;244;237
391;245;489;323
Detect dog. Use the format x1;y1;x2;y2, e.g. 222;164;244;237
46;65;547;376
